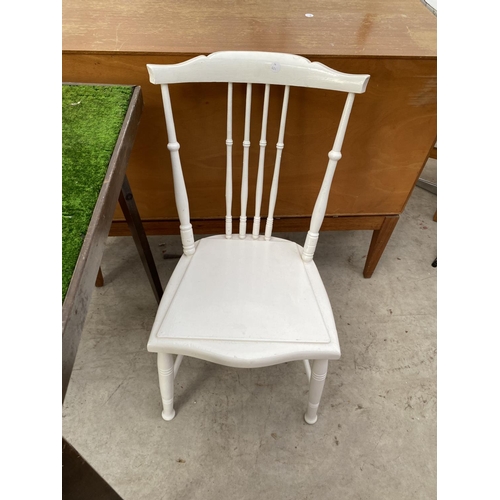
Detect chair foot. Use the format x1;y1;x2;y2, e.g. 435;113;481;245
304;413;318;425
304;359;328;424
161;409;176;421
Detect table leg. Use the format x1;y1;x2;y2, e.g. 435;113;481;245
95;267;104;287
119;175;163;304
363;215;399;278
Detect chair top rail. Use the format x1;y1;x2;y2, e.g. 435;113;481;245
147;51;370;94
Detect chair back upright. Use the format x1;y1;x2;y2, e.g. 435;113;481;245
147;51;370;261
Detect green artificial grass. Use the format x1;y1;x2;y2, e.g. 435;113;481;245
62;84;133;301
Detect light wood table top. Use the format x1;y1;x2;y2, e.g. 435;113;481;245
63;0;436;58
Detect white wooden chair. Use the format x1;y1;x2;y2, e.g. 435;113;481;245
146;52;370;424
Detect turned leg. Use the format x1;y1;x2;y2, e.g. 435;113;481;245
304;359;328;425
363;215;399;278
158;353;175;421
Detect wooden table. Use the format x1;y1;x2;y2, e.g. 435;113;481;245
63;1;436;278
62;84;162;500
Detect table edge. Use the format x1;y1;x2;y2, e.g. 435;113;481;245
62;84;143;402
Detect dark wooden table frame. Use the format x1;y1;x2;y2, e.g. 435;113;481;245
62;84;163;499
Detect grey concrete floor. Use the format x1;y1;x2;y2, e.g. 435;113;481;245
63;163;437;500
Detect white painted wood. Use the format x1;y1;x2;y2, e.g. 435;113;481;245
148;52;370;93
265;85;290;240
148;52;369;423
148;236;341;421
225;83;233;239
160;84;195;256
158;353;175;421
148;236;341;366
155;236;331;343
304;359;328;424
239;83;252;238
302;92;355;262
252;84;270;239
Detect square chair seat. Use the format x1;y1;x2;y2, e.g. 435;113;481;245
148;235;341;368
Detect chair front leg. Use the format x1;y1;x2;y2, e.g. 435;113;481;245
304;359;328;424
158;353;175;421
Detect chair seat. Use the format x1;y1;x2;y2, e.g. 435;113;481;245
148;235;340;368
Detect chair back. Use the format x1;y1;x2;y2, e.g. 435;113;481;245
147;51;369;261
